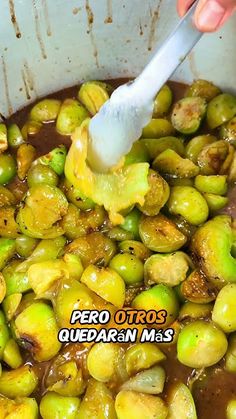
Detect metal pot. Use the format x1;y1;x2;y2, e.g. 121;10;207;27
0;0;235;117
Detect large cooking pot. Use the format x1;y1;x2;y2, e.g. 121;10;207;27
0;0;236;118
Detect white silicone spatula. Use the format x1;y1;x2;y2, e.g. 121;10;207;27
87;1;202;172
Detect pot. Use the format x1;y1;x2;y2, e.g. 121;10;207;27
0;0;236;118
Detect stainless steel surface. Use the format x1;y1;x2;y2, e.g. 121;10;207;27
0;0;235;118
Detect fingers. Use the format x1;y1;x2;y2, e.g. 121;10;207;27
194;0;232;32
218;5;236;27
177;0;196;17
177;0;236;32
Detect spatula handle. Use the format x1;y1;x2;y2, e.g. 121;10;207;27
129;0;202;103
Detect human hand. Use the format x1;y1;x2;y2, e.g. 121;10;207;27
177;0;236;32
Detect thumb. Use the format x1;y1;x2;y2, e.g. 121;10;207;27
194;0;236;32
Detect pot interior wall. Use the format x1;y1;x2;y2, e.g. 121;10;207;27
0;0;235;117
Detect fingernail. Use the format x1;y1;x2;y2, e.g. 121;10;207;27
197;0;225;31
